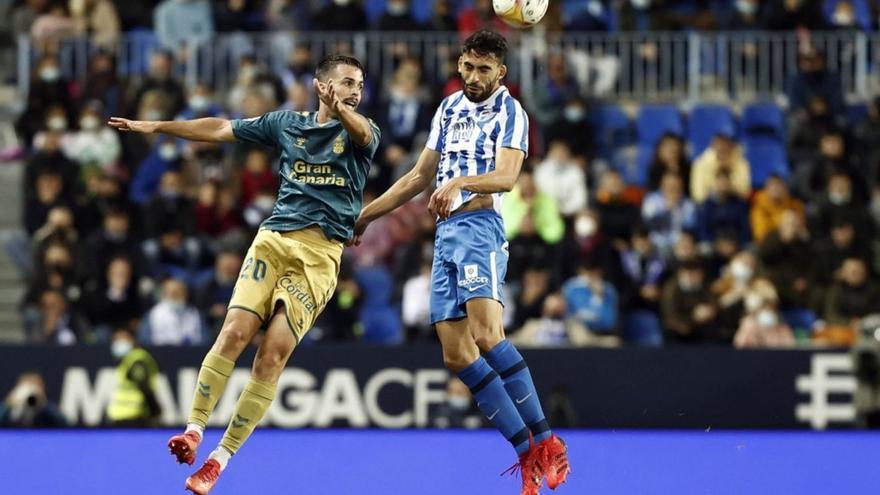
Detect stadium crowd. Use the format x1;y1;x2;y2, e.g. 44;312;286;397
4;0;880;349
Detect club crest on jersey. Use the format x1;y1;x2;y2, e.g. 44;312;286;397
458;264;489;291
450;118;477;144
295;136;306;149
333;135;345;154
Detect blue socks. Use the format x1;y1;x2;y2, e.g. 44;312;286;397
484;340;552;443
457;357;532;455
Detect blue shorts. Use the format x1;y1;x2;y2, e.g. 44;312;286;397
430;210;509;324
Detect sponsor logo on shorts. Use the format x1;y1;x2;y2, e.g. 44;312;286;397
279;277;316;313
458;264;490;291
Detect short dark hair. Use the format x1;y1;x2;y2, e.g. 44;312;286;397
315;54;365;81
462;30;508;62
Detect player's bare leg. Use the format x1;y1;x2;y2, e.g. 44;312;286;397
467;297;571;490
186;307;296;495
169;309;262;465
436;319;542;495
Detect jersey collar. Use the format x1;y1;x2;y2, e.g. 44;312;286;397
464;85;508;110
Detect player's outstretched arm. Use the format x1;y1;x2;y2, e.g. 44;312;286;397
349;147;440;246
107;117;235;143
428;147;524;219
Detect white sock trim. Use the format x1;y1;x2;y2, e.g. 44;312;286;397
185;423;205;439
209;446;233;471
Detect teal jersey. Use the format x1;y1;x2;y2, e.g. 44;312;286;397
231;111;380;241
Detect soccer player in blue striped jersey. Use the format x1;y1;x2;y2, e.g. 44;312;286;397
353;30;570;494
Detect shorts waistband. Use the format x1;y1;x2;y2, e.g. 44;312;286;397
264;226;343;249
437;208;501;225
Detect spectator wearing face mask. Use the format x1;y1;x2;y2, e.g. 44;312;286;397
734;279;796;348
17;56;75;145
712;251;758;342
129;137;182;205
810;171;873;241
661;259;717;343
534;141;588;218
139;277;208;345
106;328;161;426
558;208;622;286
543;98;594;163
826;0;866;30
63;101;121;176
177;82;224;120
313;0;367;31
25;118;79;197
0;372;67;428
529;54;580;130
562;258;619;336
430;377;484;429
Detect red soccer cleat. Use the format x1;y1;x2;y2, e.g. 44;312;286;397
537;434;571;489
168;430;201;465
502;439;544;495
185;459;222;495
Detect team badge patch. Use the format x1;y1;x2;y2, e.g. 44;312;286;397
333;135;345;154
458;264;490;291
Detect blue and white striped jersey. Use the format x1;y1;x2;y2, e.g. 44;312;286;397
426;85;529;214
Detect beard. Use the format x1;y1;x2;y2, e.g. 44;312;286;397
463;80;499;102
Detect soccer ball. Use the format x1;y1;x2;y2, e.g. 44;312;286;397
493;0;549;29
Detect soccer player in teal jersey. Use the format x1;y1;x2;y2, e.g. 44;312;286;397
109;55;380;495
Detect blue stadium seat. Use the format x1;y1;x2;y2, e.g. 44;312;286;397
636;104;684;149
741;102;784;139
356;267;404;344
621;310;663;346
688;104;736;157
589;103;632;157
847;103;869;126
743;135;790;188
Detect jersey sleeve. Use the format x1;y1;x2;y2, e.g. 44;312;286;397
497;96;529;158
231;110;290;147
425;102;445;152
355;118;382;160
